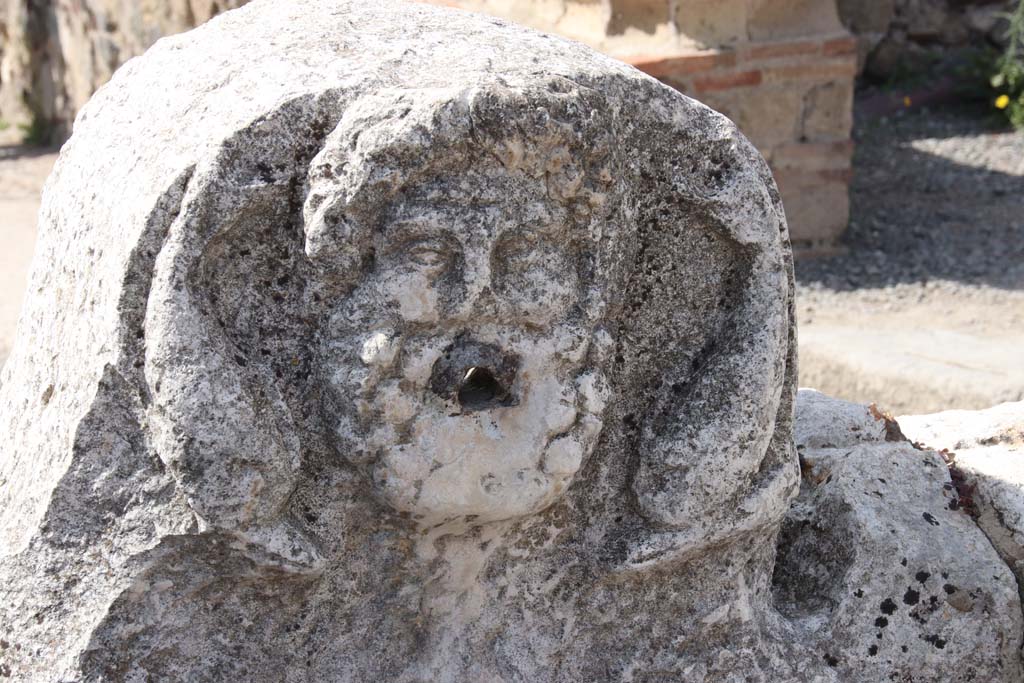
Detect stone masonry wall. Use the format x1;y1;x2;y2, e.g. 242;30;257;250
837;0;1016;81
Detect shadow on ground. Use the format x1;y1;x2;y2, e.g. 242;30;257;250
0;143;60;162
796;105;1024;293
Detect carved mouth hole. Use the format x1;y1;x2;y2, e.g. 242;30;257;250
457;366;504;411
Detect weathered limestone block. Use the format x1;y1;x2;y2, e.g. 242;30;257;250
2;3;1018;680
1;1;807;680
450;0;858;249
777;390;1024;681
901;402;1024;605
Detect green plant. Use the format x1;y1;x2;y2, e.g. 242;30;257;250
992;0;1024;128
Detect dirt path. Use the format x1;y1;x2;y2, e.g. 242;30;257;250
0;147;57;368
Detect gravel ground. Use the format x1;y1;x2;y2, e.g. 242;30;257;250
798;104;1024;292
795;104;1024;413
798;103;1024;288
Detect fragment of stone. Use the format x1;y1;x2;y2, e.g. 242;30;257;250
901;402;1024;453
775;390;1023;682
0;0;810;680
901;402;1024;605
793;387;888;450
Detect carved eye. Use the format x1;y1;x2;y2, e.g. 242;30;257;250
406;240;449;268
495;235;537;271
497;234;553;276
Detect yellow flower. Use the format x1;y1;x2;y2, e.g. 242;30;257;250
903;96;912;107
995;94;1011;110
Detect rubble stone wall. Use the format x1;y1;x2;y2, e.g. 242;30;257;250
837;0;1017;82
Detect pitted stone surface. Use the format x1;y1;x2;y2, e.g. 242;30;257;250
774;390;1024;682
901;402;1024;609
3;1;800;680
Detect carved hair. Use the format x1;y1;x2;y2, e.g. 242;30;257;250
302;79;624;301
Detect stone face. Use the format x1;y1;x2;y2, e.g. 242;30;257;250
2;3;1019;679
776;390;1024;682
0;1;806;680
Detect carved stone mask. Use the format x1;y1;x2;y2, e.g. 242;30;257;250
304;89;618;525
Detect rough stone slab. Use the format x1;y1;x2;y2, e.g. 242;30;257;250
793;387;887;449
901;402;1024;608
774;390;1024;682
900;402;1024;452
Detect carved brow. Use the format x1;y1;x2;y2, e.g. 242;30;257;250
381;220;455;255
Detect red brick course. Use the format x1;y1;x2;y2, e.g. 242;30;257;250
693;70;763;92
631;52;737;77
740;40;820;61
822;36;858;57
762;61;858;83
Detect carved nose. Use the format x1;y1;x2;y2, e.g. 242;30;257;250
429;337;519;412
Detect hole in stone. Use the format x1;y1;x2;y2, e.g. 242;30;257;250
457;366;504;411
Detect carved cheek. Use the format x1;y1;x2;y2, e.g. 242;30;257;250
383;271;442;323
493;240;579;323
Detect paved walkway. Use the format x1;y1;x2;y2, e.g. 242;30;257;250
798;284;1024;414
797;106;1024;414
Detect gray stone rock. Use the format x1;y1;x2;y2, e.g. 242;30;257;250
0;1;805;680
3;3;1019;680
793;388;888;449
775;390;1024;682
901;402;1024;608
